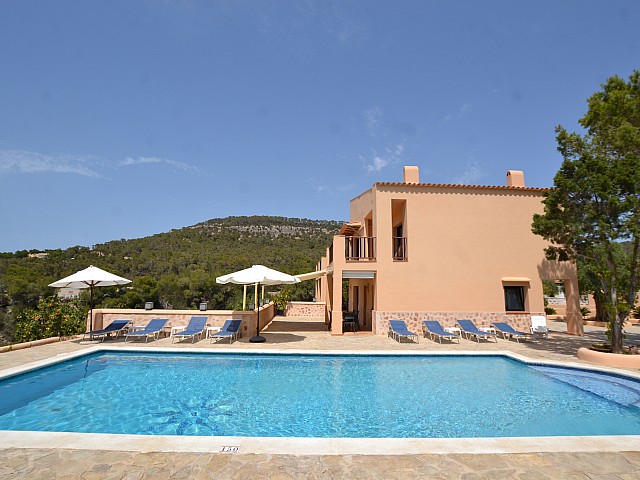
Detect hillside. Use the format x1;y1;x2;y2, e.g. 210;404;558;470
0;216;342;343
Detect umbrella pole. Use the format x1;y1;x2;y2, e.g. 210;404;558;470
243;285;247;310
89;286;94;339
249;282;266;343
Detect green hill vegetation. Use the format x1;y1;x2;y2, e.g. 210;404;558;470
0;216;341;345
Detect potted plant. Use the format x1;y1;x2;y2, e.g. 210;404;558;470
543;298;556;316
273;297;286;316
273;290;290;316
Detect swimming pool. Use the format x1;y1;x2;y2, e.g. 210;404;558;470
1;351;640;438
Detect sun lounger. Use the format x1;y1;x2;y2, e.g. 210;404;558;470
83;319;130;342
491;322;533;342
125;318;168;343
171;316;207;343
210;319;242;344
456;319;498;342
530;315;549;338
388;320;419;343
422;320;460;344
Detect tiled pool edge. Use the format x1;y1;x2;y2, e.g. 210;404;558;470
3;346;640;381
1;346;640;455
3;430;640;455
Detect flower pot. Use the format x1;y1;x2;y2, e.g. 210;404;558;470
577;347;640;368
590;344;612;353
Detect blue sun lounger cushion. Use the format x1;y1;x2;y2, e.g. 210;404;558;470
210;319;242;344
423;320;460;344
125;318;168;343
388;320;419;343
491;322;533;343
171;316;207;343
456;319;498;343
83;319;130;342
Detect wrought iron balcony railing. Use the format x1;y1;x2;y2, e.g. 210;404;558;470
393;237;407;261
345;236;376;261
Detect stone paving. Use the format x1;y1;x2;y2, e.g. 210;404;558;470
1;318;640;479
2;449;640;479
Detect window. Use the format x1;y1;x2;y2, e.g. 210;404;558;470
391;199;407;261
504;286;525;311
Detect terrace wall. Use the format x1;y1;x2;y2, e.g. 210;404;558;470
285;301;325;317
373;311;538;336
92;303;276;339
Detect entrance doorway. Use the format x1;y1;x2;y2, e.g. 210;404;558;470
344;280;374;332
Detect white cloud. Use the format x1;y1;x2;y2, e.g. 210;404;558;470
309;175;335;195
367;156;389;173
336;182;357;193
363;106;383;136
0;151;205;178
309;176;358;196
441;103;472;123
365;142;405;174
313;183;332;194
120;156;162;166
119;156;201;173
453;161;486;185
0;149;100;177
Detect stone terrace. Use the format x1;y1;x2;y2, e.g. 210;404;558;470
1;318;640;479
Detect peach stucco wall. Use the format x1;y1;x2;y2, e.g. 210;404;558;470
370;184;576;313
322;167;582;336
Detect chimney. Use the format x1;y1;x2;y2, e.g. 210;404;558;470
403;166;420;184
506;170;525;187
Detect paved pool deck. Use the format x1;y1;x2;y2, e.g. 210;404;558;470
1;318;640;479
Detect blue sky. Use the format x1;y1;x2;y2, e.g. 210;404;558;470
0;1;638;253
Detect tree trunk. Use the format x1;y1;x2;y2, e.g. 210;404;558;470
593;290;610;323
613;312;625;354
610;283;624;354
605;248;623;354
621;233;640;354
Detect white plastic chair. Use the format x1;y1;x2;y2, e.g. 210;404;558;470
530;315;549;338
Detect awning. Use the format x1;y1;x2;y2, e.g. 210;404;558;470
343;270;376;279
501;277;531;283
295;269;327;281
339;222;362;236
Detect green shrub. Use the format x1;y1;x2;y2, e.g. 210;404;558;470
273;289;291;311
14;296;87;343
544;306;556;315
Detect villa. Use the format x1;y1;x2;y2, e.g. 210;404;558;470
52;165;584;342
314;166;583;337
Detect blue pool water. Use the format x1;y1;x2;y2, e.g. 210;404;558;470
1;352;640;438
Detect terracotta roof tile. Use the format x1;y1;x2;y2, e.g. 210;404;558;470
375;181;548;192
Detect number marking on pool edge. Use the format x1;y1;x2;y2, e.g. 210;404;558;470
220;446;240;453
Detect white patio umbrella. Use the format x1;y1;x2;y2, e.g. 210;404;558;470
216;264;300;343
49;265;132;333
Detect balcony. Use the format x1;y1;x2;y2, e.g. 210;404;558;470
345;236;376;261
393;237;407;261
